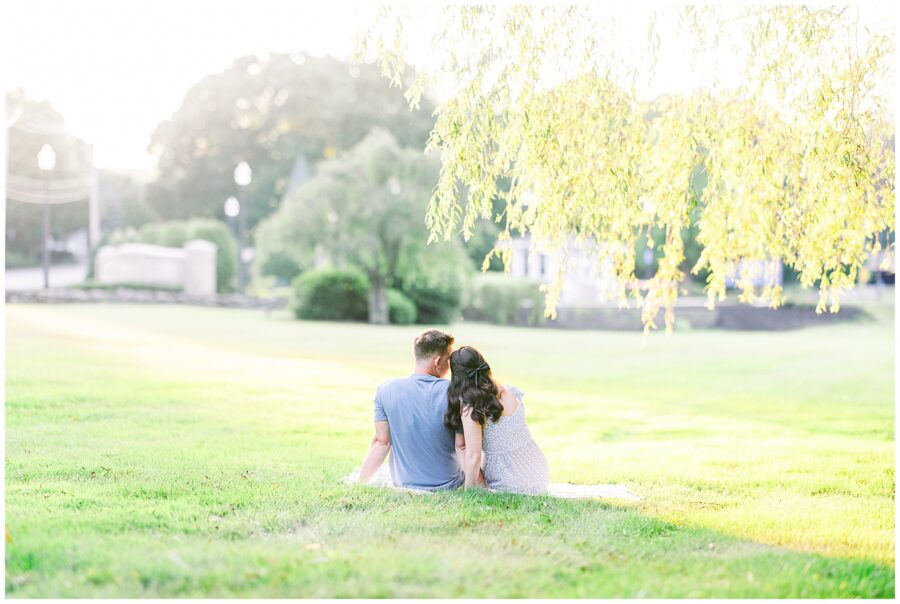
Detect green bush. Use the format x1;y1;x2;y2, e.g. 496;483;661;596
399;243;473;324
387;289;417;325
185;219;238;293
464;273;546;326
292;268;369;321
401;274;464;324
261;251;302;284
5;249;37;269
137;221;191;248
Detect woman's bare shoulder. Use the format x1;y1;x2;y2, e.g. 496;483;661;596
498;384;518;416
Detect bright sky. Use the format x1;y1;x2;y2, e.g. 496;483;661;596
3;1;895;171
3;0;375;169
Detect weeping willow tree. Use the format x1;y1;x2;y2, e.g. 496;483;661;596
355;5;894;332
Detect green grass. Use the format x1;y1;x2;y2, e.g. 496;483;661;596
5;302;895;597
69;281;184;292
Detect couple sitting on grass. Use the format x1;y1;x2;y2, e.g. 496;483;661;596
354;329;550;494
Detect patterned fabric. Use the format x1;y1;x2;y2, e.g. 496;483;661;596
482;386;550;495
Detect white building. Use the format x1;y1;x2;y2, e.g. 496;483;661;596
506;235;783;307
723;259;784;289
505;235;622;306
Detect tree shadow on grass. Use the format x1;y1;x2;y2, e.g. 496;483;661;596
4;478;894;598
311;484;895;598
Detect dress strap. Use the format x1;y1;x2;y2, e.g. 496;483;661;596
504;385;525;417
506;385;525;401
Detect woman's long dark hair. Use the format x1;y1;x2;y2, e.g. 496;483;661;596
445;345;502;431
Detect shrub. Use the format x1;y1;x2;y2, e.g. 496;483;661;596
292;268;369;321
5;250;36;269
137;221;191;248
185;219;238;293
387;289;417;325
399;243;473;324
464;273;546;326
261;251;302;284
402;279;457;324
49;250;77;264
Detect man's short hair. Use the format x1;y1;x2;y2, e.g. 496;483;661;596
414;329;454;361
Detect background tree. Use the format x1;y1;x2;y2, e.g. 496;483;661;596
255;128;472;324
146;53;436;235
460;175;510;272
359;5;895;332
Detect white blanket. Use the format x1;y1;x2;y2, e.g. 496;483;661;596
344;465;643;501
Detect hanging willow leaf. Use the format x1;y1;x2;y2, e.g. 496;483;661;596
357;5;895;331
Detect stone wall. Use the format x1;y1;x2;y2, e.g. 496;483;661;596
5;288;287;311
95;240;217;297
523;301;870;331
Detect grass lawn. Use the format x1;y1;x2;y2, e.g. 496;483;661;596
4;302;895;597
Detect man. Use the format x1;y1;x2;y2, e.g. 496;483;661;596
356;329;466;491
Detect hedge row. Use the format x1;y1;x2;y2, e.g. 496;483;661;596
291;268;462;325
462;273;546;326
292;268;545;327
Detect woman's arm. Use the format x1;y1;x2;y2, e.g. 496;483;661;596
356;420;391;484
460;408;485;489
454;432;467;471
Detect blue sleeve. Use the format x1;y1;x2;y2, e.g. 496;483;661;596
374;387;387;422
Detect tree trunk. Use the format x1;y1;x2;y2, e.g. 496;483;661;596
368;281;389;325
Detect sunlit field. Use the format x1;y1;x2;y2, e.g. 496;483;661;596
5;303;894;597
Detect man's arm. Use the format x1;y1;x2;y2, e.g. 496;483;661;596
356;420;390;484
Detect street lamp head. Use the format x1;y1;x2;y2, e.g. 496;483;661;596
224;196;241;217
233;161;252;186
37;144;56;171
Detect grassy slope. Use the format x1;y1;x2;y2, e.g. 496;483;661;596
5;303;895;597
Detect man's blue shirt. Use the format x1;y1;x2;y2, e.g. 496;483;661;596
374;373;463;491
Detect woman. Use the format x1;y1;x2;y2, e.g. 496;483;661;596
444;345;550;495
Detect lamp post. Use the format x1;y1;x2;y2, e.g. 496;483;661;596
37;144;56;289
224;195;241;293
233;161;252;294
